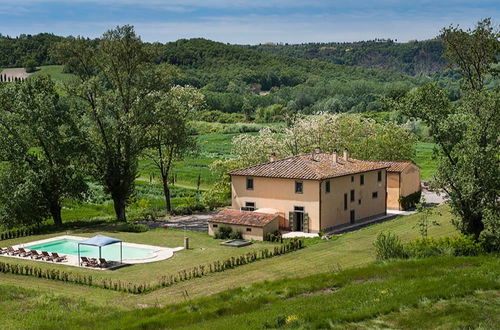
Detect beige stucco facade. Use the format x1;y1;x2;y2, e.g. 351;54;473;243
231;176;321;231
320;170;387;231
208;218;279;241
231;169;387;233
387;163;421;210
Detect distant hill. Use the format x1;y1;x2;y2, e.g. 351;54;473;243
155;38;414;90
0;33;63;68
0;34;424;114
246;39;447;76
152;38;421;113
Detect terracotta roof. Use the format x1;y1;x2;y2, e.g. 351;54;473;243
228;153;389;180
375;161;414;173
209;209;279;227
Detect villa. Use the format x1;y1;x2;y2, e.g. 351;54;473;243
208;148;421;240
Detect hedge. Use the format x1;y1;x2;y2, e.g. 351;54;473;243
399;190;422;210
0;226;43;241
0;239;304;294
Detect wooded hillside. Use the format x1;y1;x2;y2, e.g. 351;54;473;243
247;39;447;75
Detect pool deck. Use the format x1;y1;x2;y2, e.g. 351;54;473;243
1;235;183;269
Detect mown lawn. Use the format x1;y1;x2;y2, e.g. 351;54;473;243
1;255;498;329
0;226;281;286
0;205;457;308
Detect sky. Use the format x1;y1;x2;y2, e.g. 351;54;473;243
0;1;498;44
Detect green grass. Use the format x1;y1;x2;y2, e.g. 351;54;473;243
415;142;438;181
0;227;282;287
0;205;457;308
138;133;241;189
31;65;75;83
1;255;498;329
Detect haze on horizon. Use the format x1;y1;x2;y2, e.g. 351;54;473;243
0;0;498;44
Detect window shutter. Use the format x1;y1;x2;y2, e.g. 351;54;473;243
303;213;309;233
288;212;294;231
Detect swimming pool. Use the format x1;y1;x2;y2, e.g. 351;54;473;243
26;238;155;261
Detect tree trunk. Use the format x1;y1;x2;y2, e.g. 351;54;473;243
466;215;484;241
50;201;63;227
112;196;127;222
162;175;172;213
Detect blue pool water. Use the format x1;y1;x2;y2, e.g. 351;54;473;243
25;239;154;261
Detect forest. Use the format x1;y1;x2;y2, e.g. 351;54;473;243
1;34;431;115
247;39;447;75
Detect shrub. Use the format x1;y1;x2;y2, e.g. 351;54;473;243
373;232;407;260
214;225;232;239
265;230;282;242
399;190;422;210
229;231;242;239
119;223;149;233
480;233;500;253
405;235;483;258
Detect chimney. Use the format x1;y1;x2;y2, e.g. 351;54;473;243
314;147;321;154
343;148;349;161
332;149;338;164
270;152;277;162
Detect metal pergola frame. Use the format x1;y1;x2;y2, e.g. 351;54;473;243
77;235;123;266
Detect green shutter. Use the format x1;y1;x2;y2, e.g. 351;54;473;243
289;212;294;231
303;213;309;233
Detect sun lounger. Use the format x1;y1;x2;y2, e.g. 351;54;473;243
30;250;43;259
81;256;98;267
41;251;54;261
0;247;7;255
51;252;67;262
98;258;110;268
7;247;19;256
18;248;31;257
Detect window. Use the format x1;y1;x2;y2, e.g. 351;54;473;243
325;181;331;193
358;199;361;205
350;189;355;202
360;175;364;185
294;206;304;212
246;228;252;232
351;176;354;183
377;171;382;182
242;202;256;211
246;177;254;190
344;193;348;210
295;181;303;194
213;224;218;228
372;192;378;199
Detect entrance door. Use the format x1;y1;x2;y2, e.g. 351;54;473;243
350;210;355;224
294;206;305;231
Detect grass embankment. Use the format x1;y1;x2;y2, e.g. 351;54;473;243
415;142;438;181
1;255;498;329
0;205;457;308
